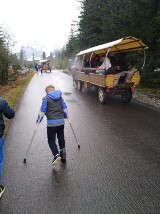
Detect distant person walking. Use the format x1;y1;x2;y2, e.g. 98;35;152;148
40;65;43;74
0;97;15;198
35;63;38;72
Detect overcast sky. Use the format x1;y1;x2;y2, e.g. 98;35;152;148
0;0;80;53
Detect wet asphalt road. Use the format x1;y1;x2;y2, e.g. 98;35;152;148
0;70;160;214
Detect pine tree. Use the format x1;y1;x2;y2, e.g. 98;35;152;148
0;26;9;84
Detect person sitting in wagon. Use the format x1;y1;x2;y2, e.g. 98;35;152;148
96;55;111;75
91;55;101;68
84;55;101;74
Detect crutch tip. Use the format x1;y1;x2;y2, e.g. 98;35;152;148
23;158;27;164
78;145;80;149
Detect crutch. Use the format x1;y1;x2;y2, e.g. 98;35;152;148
67;119;80;149
23;123;39;163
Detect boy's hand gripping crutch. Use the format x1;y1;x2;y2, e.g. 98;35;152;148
23;123;39;163
67;119;80;149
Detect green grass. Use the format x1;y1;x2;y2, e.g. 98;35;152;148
3;71;35;136
5;71;35;107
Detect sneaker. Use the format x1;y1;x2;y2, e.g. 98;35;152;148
52;154;61;166
60;148;66;161
0;185;5;199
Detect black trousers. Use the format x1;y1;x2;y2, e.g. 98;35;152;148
47;125;65;157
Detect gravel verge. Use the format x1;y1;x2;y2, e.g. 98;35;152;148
133;91;160;109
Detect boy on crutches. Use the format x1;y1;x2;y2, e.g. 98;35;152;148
36;85;68;165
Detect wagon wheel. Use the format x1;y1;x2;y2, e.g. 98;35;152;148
98;87;106;104
121;88;132;103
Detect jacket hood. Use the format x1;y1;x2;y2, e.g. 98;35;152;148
47;90;62;100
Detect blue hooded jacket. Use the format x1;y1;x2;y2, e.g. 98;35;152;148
39;90;67;127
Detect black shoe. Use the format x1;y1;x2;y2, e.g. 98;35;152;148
52;154;61;166
60;148;66;161
0;185;5;199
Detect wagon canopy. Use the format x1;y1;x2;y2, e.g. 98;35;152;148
76;36;148;57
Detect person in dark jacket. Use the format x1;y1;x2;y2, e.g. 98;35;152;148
36;85;68;165
0;97;15;198
35;63;38;72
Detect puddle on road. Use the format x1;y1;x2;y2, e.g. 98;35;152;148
66;99;76;103
63;92;72;95
63;92;77;103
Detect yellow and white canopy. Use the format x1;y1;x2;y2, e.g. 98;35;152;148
76;36;148;57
